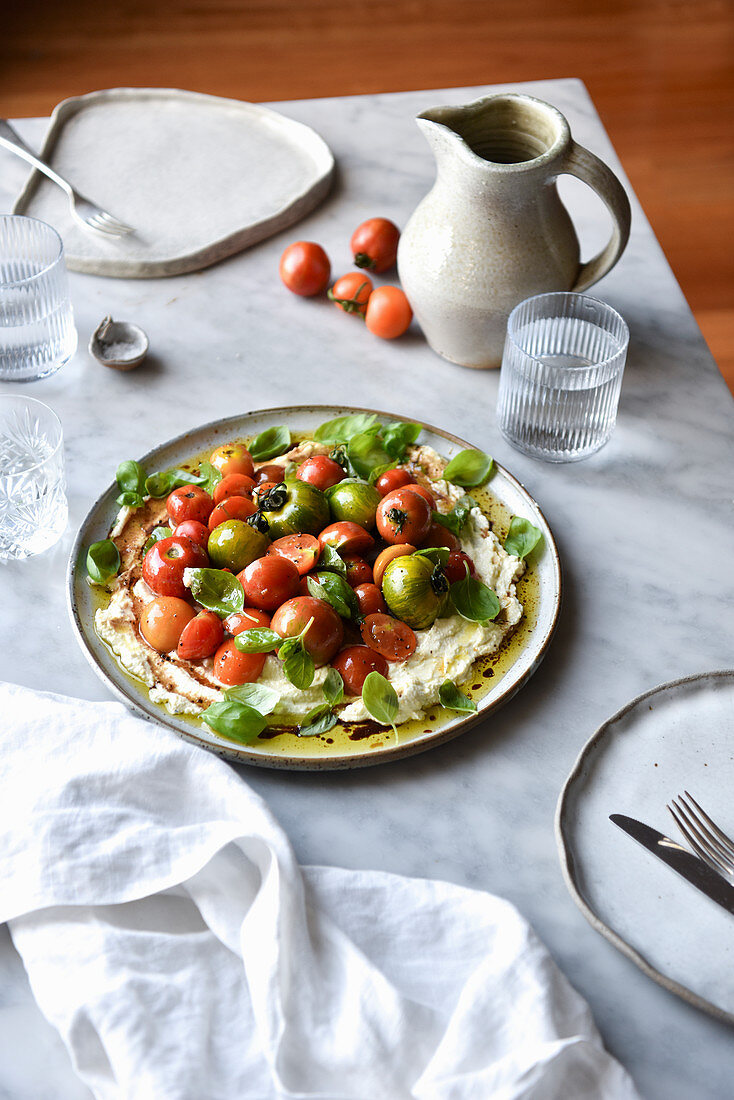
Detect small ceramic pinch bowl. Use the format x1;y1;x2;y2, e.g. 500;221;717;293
90;316;149;371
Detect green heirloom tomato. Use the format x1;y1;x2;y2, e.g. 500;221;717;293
258;480;330;540
207;520;269;572
381;553;449;630
327;480;381;529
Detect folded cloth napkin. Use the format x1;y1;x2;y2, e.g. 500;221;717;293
1;683;638;1100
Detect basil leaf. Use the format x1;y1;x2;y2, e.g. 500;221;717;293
439;679;478;714
86;538;120;584
224;682;279;714
116;459;146;496
348;430;391;479
202;701;267;743
307;572;359;620
317;543;347;577
198;461;222;495
381;420;421;460
450;569;500;623
314;413;379;444
323;667;344;707
282;644;315;690
116;491;145;509
414;546;451;567
234;628;282;653
185;567;245;617
361;670;399;732
443;449;493;488
249;426;291;462
142;525;172;554
432;494;477;536
144;468;205;499
368;462;395;485
298;705;337;737
503;516;543;560
329;444;359;478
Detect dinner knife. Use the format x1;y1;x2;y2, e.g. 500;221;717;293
610;814;734;916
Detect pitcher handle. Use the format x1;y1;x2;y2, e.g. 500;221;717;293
561;140;631;292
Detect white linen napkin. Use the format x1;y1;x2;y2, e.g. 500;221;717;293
0;682;638;1100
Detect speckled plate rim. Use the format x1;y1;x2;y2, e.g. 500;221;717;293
554;669;734;1025
67;405;562;770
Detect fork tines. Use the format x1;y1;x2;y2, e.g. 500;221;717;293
668;791;734;879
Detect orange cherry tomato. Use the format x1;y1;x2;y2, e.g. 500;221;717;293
332;645;389;695
375;487;431;545
372;543;416;587
328;273;373;315
212;639;267;685
360;613;417;662
279;241;331;297
224;608;271;634
318;521;375;556
176;610;224;660
213;473;256;505
350;218;400;274
353;582;387;616
208;495;258;531
267;533;320;576
364;286;413;339
210;445;255;479
140;597;195;653
374;467;413;497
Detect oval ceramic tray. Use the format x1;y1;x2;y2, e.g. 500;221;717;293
556;670;734;1023
67;405;561;770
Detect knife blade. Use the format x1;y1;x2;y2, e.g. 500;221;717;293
610;814;734;916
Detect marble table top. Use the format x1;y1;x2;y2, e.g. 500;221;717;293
1;78;733;1099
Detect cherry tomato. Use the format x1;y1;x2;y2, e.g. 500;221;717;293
255;481;279;501
210;444;255;479
342;554;373;588
172;520;210;549
353;582;387;616
166;485;214;526
176;609;224;660
360;613;417;662
421;521;461;552
350;217;400;274
270;596;344;666
365;286;413;339
444;549;477;584
376;487;431;546
372;543;416;587
318;521;375;556
279;241;331;297
142;535;208;598
254;463;287;486
212;639;267;686
140;596;195;653
328;272;373;315
332;645;389;695
375;467;414;497
298;576;311;596
224;608;271;634
296;455;345;491
208;495;258;531
406;483;436;509
213;473;255;505
238;555;301;611
267;533;320;576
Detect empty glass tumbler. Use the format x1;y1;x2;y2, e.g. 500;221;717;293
496;293;629;462
0;395;68;560
0;215;77;382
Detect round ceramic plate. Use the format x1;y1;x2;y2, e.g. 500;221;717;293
556;670;734;1023
67;405;561;770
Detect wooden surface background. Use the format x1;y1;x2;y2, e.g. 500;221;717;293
2;0;732;392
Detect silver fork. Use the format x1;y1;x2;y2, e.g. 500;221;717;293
0;119;134;239
668;791;734;881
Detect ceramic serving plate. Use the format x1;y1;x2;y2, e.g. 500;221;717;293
556;670;734;1023
67;405;561;770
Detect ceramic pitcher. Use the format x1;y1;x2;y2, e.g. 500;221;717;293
397;93;631;368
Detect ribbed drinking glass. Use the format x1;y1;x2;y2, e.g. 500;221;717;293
0;396;67;560
496;293;629;462
0;215;77;382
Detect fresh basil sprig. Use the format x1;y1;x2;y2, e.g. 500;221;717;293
381;420;421;460
298;705;338;737
234;628;282;653
443;449;493;488
314;413;379;444
503;516;543;560
86;539;121;584
307;572;359;620
361;671;399;733
116;459;147;508
278;635;315;690
224;683;279;714
432;494;477;537
450;566;500;624
329;444;359;478
347;428;391;480
185;567;245;618
249;426;291;462
198;461;222;495
202;701;267;743
439;679;477;714
323;668;344;707
317;543;347;577
145;468;206;499
142;526;172;554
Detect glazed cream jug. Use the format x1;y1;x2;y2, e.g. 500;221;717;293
397;93;631;368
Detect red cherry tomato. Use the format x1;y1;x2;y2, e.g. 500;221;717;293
332;645;389;695
255;481;279;501
353;582;387;616
375;487;432;545
267;533;320;576
213;473;256;505
166;485;214;526
224;608;272;634
208;495;257;531
444;550;477;584
238;555;301;611
328;272;373;315
350;217;400;274
142;535;208;598
372;543;416;587
176;610;224;660
140;597;195;653
210;445;255;479
374;467;414;497
254;463;287;486
360;613;417;662
318;521;375;556
342;554;373;588
296;455;345;491
270;596;344;666
365;286;413;339
279;241;331;297
406;483;436;509
421;521;461;552
172;520;210;549
212;639;267;686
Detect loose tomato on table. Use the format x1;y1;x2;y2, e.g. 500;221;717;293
372;543;416;587
270;596;344;666
140;597;196;653
212;639;267;686
172;519;210;549
364;286;412;339
238;555;301;611
374;467;414;497
166;485;214;526
318;520;374;556
224;608;271;634
296;455;345;492
176;610;224;660
350;218;400;274
342;555;373;588
208;495;258;530
267;533;320;575
213;474;255;505
210;444;255;479
360;613;417;662
375;487;432;545
332;645;389;695
353;582;387;616
328;273;373;314
279;241;331;297
142;535;208;598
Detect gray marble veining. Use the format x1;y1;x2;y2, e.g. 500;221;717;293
1;79;733;1099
